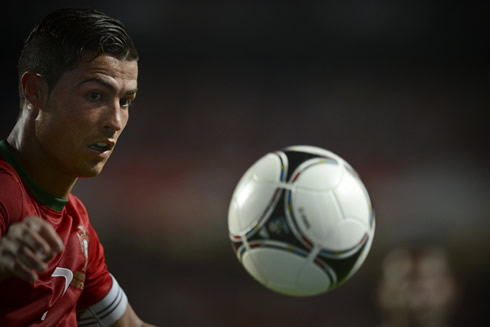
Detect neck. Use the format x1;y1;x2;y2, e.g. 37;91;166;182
7;114;76;200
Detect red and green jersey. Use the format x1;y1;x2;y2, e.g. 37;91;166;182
0;140;113;326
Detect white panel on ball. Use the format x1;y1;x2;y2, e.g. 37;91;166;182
334;168;371;225
250;153;283;183
227;198;242;235
243;248;307;295
323;219;367;252
228;154;282;235
291;190;342;245
229;180;277;234
297;262;332;296
292;161;343;190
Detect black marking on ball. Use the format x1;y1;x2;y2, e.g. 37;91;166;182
248;189;309;253
315;241;368;286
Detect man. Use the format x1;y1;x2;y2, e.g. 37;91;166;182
0;8;155;326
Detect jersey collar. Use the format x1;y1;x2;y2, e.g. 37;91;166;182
0;140;68;212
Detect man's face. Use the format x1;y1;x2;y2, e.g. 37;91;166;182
35;54;138;178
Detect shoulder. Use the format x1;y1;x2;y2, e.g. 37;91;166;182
67;193;89;216
0;162;24;200
0;159;26;234
0;155;28;198
0;158;22;184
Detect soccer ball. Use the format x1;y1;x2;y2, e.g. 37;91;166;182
228;145;375;296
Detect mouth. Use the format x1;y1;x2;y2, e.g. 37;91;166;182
88;141;115;154
89;143;110;151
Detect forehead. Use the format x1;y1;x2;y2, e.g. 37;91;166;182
63;54;138;91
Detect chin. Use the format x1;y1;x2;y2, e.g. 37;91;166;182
77;162;107;178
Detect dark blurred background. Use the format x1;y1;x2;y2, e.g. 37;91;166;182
2;1;489;326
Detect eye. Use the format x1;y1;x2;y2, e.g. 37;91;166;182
87;91;103;102
120;97;134;109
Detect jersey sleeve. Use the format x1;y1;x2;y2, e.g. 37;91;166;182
0;168;24;237
76;274;128;327
76;222;113;309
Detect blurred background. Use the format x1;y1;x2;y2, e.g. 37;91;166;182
2;1;489;326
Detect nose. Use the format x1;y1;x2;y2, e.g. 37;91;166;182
103;100;127;134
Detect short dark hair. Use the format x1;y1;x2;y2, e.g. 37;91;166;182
18;8;138;105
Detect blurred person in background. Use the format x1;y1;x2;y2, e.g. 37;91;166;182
0;8;155;326
376;246;459;327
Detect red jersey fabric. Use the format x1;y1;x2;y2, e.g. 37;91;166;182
0;140;113;326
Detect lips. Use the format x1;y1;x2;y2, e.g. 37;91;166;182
89;142;110;151
88;140;115;153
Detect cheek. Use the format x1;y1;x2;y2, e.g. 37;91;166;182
120;112;130;131
42;112;95;149
35;111;65;142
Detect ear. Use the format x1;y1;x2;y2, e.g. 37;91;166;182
21;72;49;109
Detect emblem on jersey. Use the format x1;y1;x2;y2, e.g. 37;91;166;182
77;225;89;271
71;225;89;290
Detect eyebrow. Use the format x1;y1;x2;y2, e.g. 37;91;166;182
79;76;138;96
